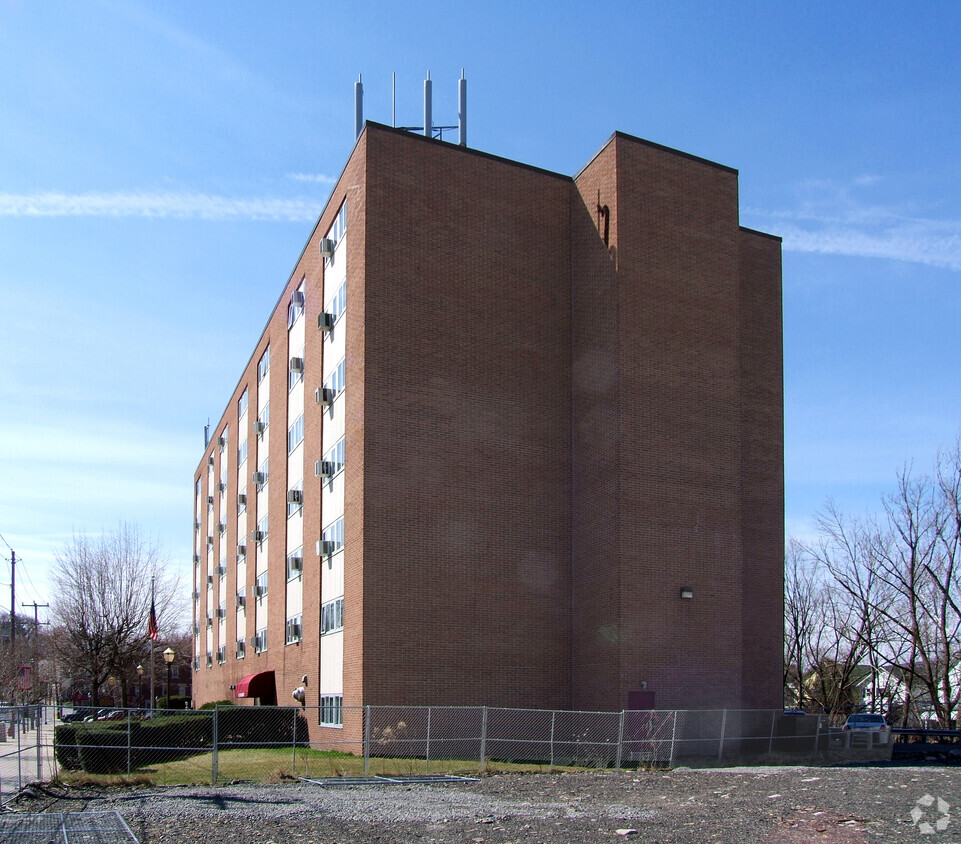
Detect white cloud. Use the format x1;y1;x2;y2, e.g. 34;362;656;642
0;191;320;221
744;177;961;271
287;173;337;185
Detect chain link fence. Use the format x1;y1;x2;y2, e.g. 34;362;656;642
0;704;892;796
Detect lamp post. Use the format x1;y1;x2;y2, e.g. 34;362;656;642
107;675;117;708
162;648;175;710
136;664;144;708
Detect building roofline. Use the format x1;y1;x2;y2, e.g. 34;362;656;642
575;130;739;180
739;225;783;243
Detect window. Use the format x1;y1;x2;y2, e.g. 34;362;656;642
257;346;270;383
256;457;269;489
287;414;304;454
217;645;226;664
256;571;268;599
320;695;343;727
238;388;248;418
238;437;248;466
287;479;303;518
256;514;268;542
219;469;227;492
218;558;227;578
324;358;346;399
322;517;344;555
286;614;303;644
256;402;269;436
289;345;305;390
236;638;246;659
219;426;228;452
321;597;344;634
238;486;247;515
206;651;213;668
325;280;347;326
322;438;345;479
287;280;305;327
286;546;303;579
254;627;267;654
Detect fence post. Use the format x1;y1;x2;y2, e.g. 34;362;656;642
550;711;556;768
479;706;488;772
36;704;43;782
616;710;625;770
669;710;677;768
363;705;371;775
211;706;219;785
291;708;298;777
17;707;23;790
126;710;132;776
813;715;820;754
425;707;431;773
717;709;727;764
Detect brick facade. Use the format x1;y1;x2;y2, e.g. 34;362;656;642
192;123;783;737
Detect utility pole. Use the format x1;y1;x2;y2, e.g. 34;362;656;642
9;550;14;654
22;602;48;702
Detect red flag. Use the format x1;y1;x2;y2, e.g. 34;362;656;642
147;600;159;642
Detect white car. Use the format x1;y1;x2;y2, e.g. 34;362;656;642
843;713;890;736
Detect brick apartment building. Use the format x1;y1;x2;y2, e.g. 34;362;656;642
192;121;783;737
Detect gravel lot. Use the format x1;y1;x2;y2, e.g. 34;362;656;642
7;765;961;842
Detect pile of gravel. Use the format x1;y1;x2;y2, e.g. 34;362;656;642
7;765;961;842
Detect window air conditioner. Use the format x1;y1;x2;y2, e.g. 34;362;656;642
237;493;247;506
206;615;212;628
217;565;227;577
316;539;333;556
216;608;226;619
252;471;266;485
254;421;266;435
315;386;333;405
236;595;246;609
288;555;303;572
192;589;200;600
289;357;304;373
286;489;303;505
251;529;265;542
194;520;200;530
207;455;215;467
193;553;200;564
206;535;214;546
314;460;334;478
218;435;226;448
318;312;334;331
207;574;214;586
217;482;226;493
217;522;226;534
292;291;305;306
255;585;265;598
237;543;246;557
319;237;335;258
206;495;214;506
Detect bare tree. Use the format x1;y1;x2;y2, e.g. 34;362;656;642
50;523;184;706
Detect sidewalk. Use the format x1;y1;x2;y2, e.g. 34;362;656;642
0;707;58;799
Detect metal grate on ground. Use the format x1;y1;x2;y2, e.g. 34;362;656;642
299;774;478;786
0;810;139;843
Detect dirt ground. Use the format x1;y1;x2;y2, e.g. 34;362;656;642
7;764;961;843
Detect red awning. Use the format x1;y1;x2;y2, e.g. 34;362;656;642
235;670;275;699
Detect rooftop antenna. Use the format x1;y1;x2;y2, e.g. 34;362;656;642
354;74;364;140
423;70;432;138
458;69;467;146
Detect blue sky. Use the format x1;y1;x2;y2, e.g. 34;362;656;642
2;0;959;622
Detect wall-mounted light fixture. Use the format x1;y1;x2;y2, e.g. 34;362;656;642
680;587;694;599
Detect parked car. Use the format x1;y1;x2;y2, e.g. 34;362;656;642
843;713;889;734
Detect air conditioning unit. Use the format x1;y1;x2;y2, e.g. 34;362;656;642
236;595;246;609
192;657;200;672
218;435;226;448
254;421;266;435
286;489;303;505
237;493;247;507
216;607;226;619
206;535;214;547
193;553;200;564
192;623;199;635
237;543;247;557
251;529;265;542
318;312;334;331
217;565;227;577
287;555;303;572
206;495;214;506
236;643;246;659
319;237;335;258
194;520;200;530
314;460;334;478
207;574;214;586
252;471;266;485
206;615;213;628
217;482;226;493
315;386;334;405
255;585;265;598
217;522;226;534
289;356;304;373
207;455;215;467
316;539;333;556
192;589;200;600
292;290;305;306
206;654;213;668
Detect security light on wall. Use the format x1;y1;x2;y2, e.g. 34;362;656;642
680;587;694;599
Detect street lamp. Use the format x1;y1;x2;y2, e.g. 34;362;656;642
162;648;175;710
136;664;144;708
107;675;117;707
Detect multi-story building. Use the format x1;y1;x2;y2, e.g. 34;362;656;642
192;121;783;740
